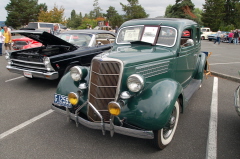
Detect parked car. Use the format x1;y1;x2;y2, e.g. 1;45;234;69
93;25;114;32
51;18;208;149
234;71;240;116
5;30;115;80
201;27;215;40
27;22;69;33
207;31;228;41
12;37;42;50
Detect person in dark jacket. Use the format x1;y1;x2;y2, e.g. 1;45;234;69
233;29;239;45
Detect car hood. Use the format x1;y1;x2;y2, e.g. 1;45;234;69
97;45;175;67
11;30;77;49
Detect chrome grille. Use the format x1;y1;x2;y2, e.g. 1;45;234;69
11;59;46;70
88;59;121;122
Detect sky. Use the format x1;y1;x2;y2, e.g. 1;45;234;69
1;0;205;22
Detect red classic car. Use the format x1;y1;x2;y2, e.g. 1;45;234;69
12;37;42;50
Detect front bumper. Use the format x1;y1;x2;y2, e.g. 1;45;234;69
6;65;59;80
51;103;154;139
234;85;240;116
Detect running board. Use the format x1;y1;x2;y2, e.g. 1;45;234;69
183;79;202;101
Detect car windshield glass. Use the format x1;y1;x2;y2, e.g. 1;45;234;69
117;26;144;44
156;27;177;47
57;33;92;47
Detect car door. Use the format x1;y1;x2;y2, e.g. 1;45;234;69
175;27;198;87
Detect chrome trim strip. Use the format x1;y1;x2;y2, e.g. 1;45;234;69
90;94;115;100
90;82;117;88
91;70;120;76
51;104;154;139
11;63;47;70
11;59;43;65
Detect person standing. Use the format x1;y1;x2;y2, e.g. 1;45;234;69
214;29;221;45
3;26;12;51
0;31;5;56
233;29;239;45
228;30;234;44
52;24;60;35
115;26;118;33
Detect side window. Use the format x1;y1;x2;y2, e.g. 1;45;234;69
180;28;193;47
96;34;115;45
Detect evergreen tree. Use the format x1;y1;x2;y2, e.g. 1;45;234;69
92;0;103;18
120;0;149;21
167;0;196;19
5;0;47;28
67;10;82;29
201;0;225;31
104;6;124;28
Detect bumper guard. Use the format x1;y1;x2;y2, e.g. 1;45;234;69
51;103;154;139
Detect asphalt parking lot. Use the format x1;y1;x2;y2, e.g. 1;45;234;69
0;40;240;159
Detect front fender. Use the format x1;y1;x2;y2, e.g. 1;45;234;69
55;66;90;111
119;78;183;130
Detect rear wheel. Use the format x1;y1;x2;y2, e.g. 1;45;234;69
153;100;180;150
201;36;205;40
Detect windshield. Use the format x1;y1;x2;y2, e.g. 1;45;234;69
117;25;177;47
57;33;92;47
117;26;144;44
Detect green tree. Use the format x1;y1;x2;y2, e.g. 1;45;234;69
5;0;47;28
164;5;173;18
92;0;103;18
120;0;149;21
78;18;97;29
104;6;124;28
67;10;82;29
166;0;197;19
193;8;203;25
38;4;65;23
201;0;225;31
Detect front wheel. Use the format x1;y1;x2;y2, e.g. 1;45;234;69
153;100;180;150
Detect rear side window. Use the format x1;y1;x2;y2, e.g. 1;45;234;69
39;23;54;29
27;23;38;29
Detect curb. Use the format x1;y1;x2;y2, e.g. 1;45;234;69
211;71;240;83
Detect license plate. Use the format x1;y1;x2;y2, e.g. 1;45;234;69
54;94;72;108
23;71;32;78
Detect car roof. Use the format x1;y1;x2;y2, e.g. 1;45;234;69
120;18;198;29
63;29;115;35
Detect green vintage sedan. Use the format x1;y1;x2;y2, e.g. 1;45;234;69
51;18;208;150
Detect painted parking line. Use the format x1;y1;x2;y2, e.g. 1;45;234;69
210;62;240;66
5;76;24;82
206;77;218;159
0;109;54;140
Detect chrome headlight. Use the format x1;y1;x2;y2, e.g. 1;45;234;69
5;51;10;60
70;66;88;82
127;74;145;92
43;57;54;71
43;57;50;65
